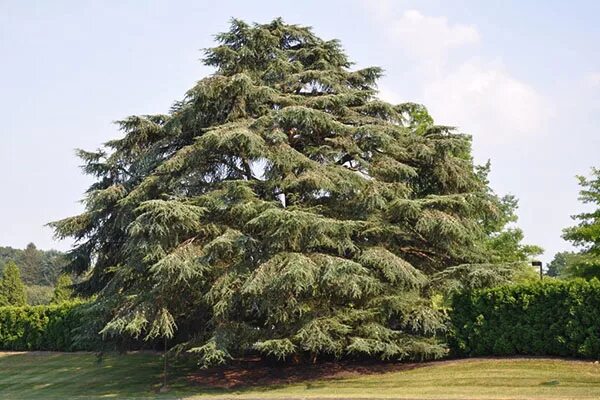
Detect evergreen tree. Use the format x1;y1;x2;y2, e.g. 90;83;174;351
52;19;527;365
21;243;43;283
562;168;600;279
0;261;27;307
51;274;74;304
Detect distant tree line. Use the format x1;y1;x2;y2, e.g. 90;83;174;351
0;243;72;306
0;243;66;286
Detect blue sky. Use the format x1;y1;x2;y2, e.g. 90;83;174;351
1;0;598;263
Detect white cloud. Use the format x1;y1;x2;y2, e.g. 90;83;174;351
423;60;548;145
364;3;548;145
365;3;479;73
388;9;479;72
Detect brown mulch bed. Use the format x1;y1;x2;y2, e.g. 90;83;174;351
185;358;434;389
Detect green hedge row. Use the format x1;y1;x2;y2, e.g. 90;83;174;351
0;301;91;351
5;280;600;356
449;279;600;358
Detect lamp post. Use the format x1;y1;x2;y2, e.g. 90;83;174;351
532;261;543;280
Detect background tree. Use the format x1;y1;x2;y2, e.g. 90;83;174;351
0;261;27;307
482;194;543;263
52;18;534;366
0;244;67;286
51;274;74;304
471;162;542;264
546;251;576;277
20;243;43;284
562;168;600;279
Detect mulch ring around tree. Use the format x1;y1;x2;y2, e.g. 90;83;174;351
185;358;434;389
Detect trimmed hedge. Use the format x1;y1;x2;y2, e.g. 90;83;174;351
0;301;91;351
450;279;600;358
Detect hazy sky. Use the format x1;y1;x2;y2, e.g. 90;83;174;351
1;0;599;263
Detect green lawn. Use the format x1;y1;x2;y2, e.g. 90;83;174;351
1;352;600;399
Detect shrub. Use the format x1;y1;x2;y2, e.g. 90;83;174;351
0;301;164;352
51;274;73;304
449;279;600;358
0;301;93;351
0;261;27;306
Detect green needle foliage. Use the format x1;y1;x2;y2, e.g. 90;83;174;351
52;19;528;366
0;262;27;307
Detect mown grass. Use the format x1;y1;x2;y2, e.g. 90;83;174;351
1;352;600;399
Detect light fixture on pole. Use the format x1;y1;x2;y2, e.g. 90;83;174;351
532;261;543;280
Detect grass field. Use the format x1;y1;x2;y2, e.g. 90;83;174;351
1;352;600;399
